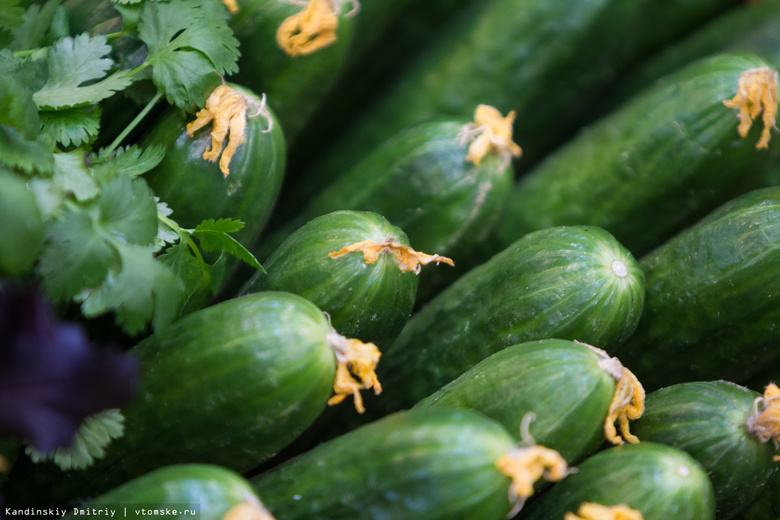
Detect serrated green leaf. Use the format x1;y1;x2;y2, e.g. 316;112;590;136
193;217;245;234
98;175;158;245
38;208;116;301
158;241;211;315
0;49;41;138
25;409;125;470
11;0;60;52
0;0;25;48
33;33;133;109
138;0;239;109
81;242;185;335
52;150;98;201
192;219;263;272
0;124;54;174
28;176;64;219
91;144;165;181
40;105;101;148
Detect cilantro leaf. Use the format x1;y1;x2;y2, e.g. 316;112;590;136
193;218;264;271
38;208;117;301
158;241;212;315
0;49;41;138
80;242;185;334
138;0;239;109
97;175;158;245
91;144;165;181
0;125;54;174
33;33;133;109
52;150;98;201
11;0;61;52
40;105;101;148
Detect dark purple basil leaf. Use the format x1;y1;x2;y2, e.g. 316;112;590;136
0;287;138;451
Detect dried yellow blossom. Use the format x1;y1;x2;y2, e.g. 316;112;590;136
326;332;382;414
496;445;571;518
221;0;239;13
723;67;779;149
564;503;644;520
746;383;780;448
222;501;276;520
329;238;454;274
276;0;359;57
458;104;522;167
604;363;645;445
186;85;271;177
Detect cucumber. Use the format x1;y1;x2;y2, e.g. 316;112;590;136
736;469;780;520
5;292;383;504
252;407;569;520
240;210;422;349
229;0;357;142
493;52;780;257
143;83;286;248
614;187;780;390
287;0;738;206
256;119;513;301
66;464;272;520
357;225;644;422
0;170;43;276
523;443;715;520
414;339;625;463
632;381;779;519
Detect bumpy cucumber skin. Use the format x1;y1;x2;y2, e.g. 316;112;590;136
293;0;737;202
229;0;355;142
414;339;616;464
241;210;417;349
143;83;286;247
366;225;644;418
70;464;263;520
252;408;516;520
524;443;715;520
0;172;43;276
632;381;778;519
615;188;780;389
6;292;336;504
257;121;513;300
495;53;780;257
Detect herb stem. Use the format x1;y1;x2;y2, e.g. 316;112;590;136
102;91;163;158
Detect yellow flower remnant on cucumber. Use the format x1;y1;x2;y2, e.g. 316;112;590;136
221;0;239;14
0;455;8;473
222;501;276;520
746;383;780;451
573;340;645;445
326;332;382;414
564;503;644;520
458;105;522;168
329;238;454;275
723;67;778;149
187;85;272;177
276;0;360;57
495;445;571;518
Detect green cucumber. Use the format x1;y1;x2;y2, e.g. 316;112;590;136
289;0;738;205
493;52;780;257
358;225;644;422
0;170;43;276
736;469;780;520
229;0;357;142
631;381;779;519
614;187;780;389
414;339;620;463
523;443;715;520
143;83;286;248
252;408;523;520
4;292;372;504
240;210;419;349
256;120;513;301
67;464;271;520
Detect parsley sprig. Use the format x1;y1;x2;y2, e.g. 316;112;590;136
1;0;261;335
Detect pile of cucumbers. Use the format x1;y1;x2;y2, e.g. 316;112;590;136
6;0;780;519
